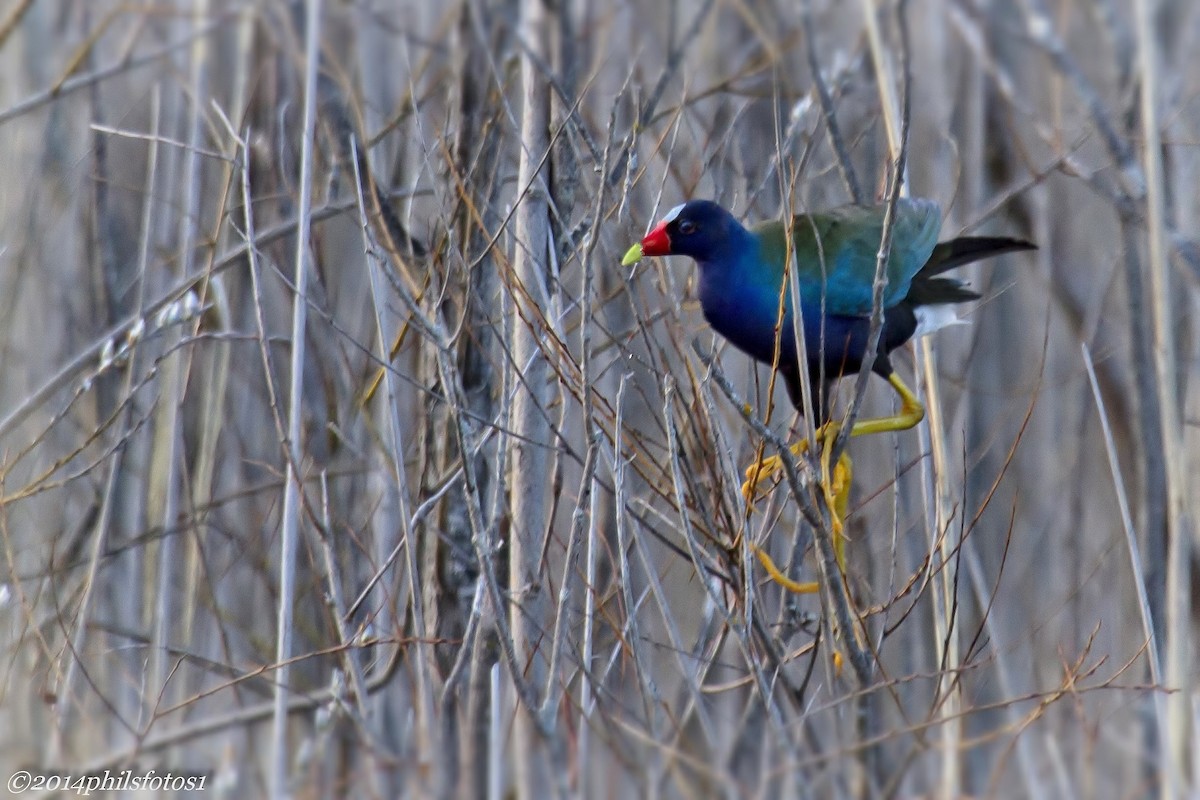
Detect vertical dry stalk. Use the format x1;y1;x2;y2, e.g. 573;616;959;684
150;0;211;737
917;334;961;799
1133;0;1192;793
509;0;554;793
271;1;322;797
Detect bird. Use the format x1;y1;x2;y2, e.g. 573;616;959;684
622;198;1035;592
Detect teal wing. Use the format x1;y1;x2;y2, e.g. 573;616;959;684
752;198;942;316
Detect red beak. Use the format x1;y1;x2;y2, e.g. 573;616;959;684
639;220;672;256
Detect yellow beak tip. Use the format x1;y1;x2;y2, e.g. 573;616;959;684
620;243;644;266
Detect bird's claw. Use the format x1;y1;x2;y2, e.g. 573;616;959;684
740;453;788;503
742;434;854;595
740;434;819;505
740;423;840;507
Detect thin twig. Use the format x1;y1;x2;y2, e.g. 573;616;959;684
270;1;322;796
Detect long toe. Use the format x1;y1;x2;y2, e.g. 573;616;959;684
753;545;819;594
744;453;783;482
741;454;781;503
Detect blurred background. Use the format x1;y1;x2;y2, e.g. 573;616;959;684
0;0;1196;797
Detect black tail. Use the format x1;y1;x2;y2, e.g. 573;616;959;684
922;236;1037;277
906;236;1037;306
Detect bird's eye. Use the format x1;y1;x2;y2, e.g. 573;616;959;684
677;219;697;235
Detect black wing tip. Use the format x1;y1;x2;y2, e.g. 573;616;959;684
922;236;1038;277
961;235;1038;252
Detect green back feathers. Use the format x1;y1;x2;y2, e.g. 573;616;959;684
751;198;942;316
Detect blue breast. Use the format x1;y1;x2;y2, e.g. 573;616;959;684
697;251;904;378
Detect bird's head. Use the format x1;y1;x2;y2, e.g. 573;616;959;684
621;200;744;266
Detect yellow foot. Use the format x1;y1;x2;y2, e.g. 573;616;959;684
741;370;925;594
741;448;800;503
746;440;853;594
742;422;832;503
741;424;851;529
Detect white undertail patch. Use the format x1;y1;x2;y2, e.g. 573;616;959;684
913;305;967;338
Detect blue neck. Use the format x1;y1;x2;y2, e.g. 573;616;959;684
695;229;797;364
694;223;758;301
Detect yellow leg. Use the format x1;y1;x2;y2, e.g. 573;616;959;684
841;372;925;438
742;372;922;594
741;372;923;504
